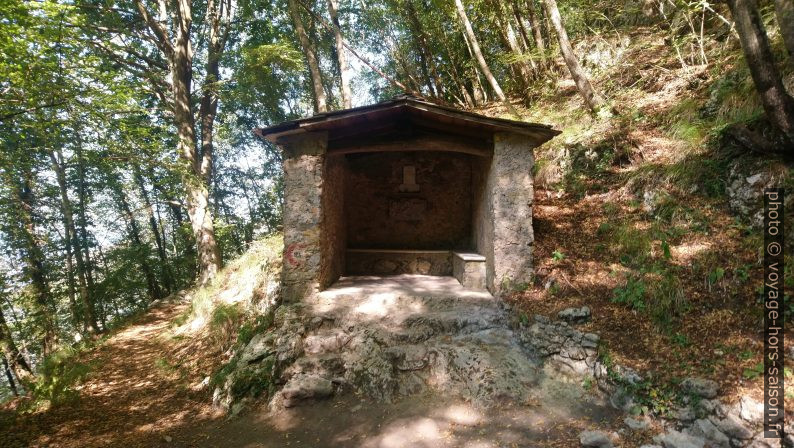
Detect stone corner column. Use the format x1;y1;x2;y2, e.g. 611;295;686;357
278;131;328;303
489;132;536;294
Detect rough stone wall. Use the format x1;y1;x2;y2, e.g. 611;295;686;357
476;133;534;293
345;152;473;250
280;132;327;302
491;132;535;290
319;154;347;288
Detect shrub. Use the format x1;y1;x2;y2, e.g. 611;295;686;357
612;275;647;311
27;347;91;408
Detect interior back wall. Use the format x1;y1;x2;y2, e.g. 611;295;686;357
345;151;474;250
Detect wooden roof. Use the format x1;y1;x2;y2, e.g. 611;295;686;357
254;96;561;150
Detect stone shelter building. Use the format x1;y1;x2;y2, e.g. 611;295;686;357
255;96;559;301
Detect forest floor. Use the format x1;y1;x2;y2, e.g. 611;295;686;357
0;291;628;448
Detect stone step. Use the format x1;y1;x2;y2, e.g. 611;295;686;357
309;290;500;321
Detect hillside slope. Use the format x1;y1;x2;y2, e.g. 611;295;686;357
0;236;282;448
486;25;793;422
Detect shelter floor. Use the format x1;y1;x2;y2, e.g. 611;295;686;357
319;274;492;301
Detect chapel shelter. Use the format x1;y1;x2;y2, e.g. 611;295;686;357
255;95;560;301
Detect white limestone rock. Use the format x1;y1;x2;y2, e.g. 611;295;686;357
580;430;614;448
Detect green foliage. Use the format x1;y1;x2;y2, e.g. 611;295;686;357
707;267;725;287
613;224;652;266
26;347;91;408
551;249;566;262
612;275;647;312
237;313;275;347
612;266;687;329
743;362;764;380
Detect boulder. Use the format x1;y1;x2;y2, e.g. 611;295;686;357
726;164;790;227
239;332;274;365
280;374;334;407
558;306;591;324
685;418;730;447
625;417;650;431
579;430;614;448
708;415;753;440
738;396;764;424
681;377;719;399
653;430;706;448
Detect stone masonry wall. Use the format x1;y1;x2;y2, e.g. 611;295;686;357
280;132;327;302
487;132;535;292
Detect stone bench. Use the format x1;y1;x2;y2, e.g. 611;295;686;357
452;252;487;290
345;249;452;276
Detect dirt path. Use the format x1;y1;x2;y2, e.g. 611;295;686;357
1;297;623;448
0;301;217;448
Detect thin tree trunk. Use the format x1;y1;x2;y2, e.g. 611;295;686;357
405;0;445;98
49;149;100;334
524;0;548;69
440;36;476;107
0;304;31;386
542;0;603;112
110;179;163;301
454;0;510;104
327;0;352;108
493;0;534;74
74;143;97;296
2;356;18;396
460;29;488;105
288;0;328;113
728;0;794;145
512;1;533;52
492;0;533;94
774;0;794;57
134;167;173;293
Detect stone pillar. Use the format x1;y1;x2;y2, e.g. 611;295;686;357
279;132;328;302
489;132;535;292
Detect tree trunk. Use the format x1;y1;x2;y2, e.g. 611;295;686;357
133;0;224;285
49;149;101;334
0;304;31;387
512;1;533;51
542;0;603;112
12;174;57;356
327;0;352;108
774;0;794;57
288;0;328;113
454;0;509;103
171;0;222;285
439;36;476;107
460;27;488;105
728;0;794;145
